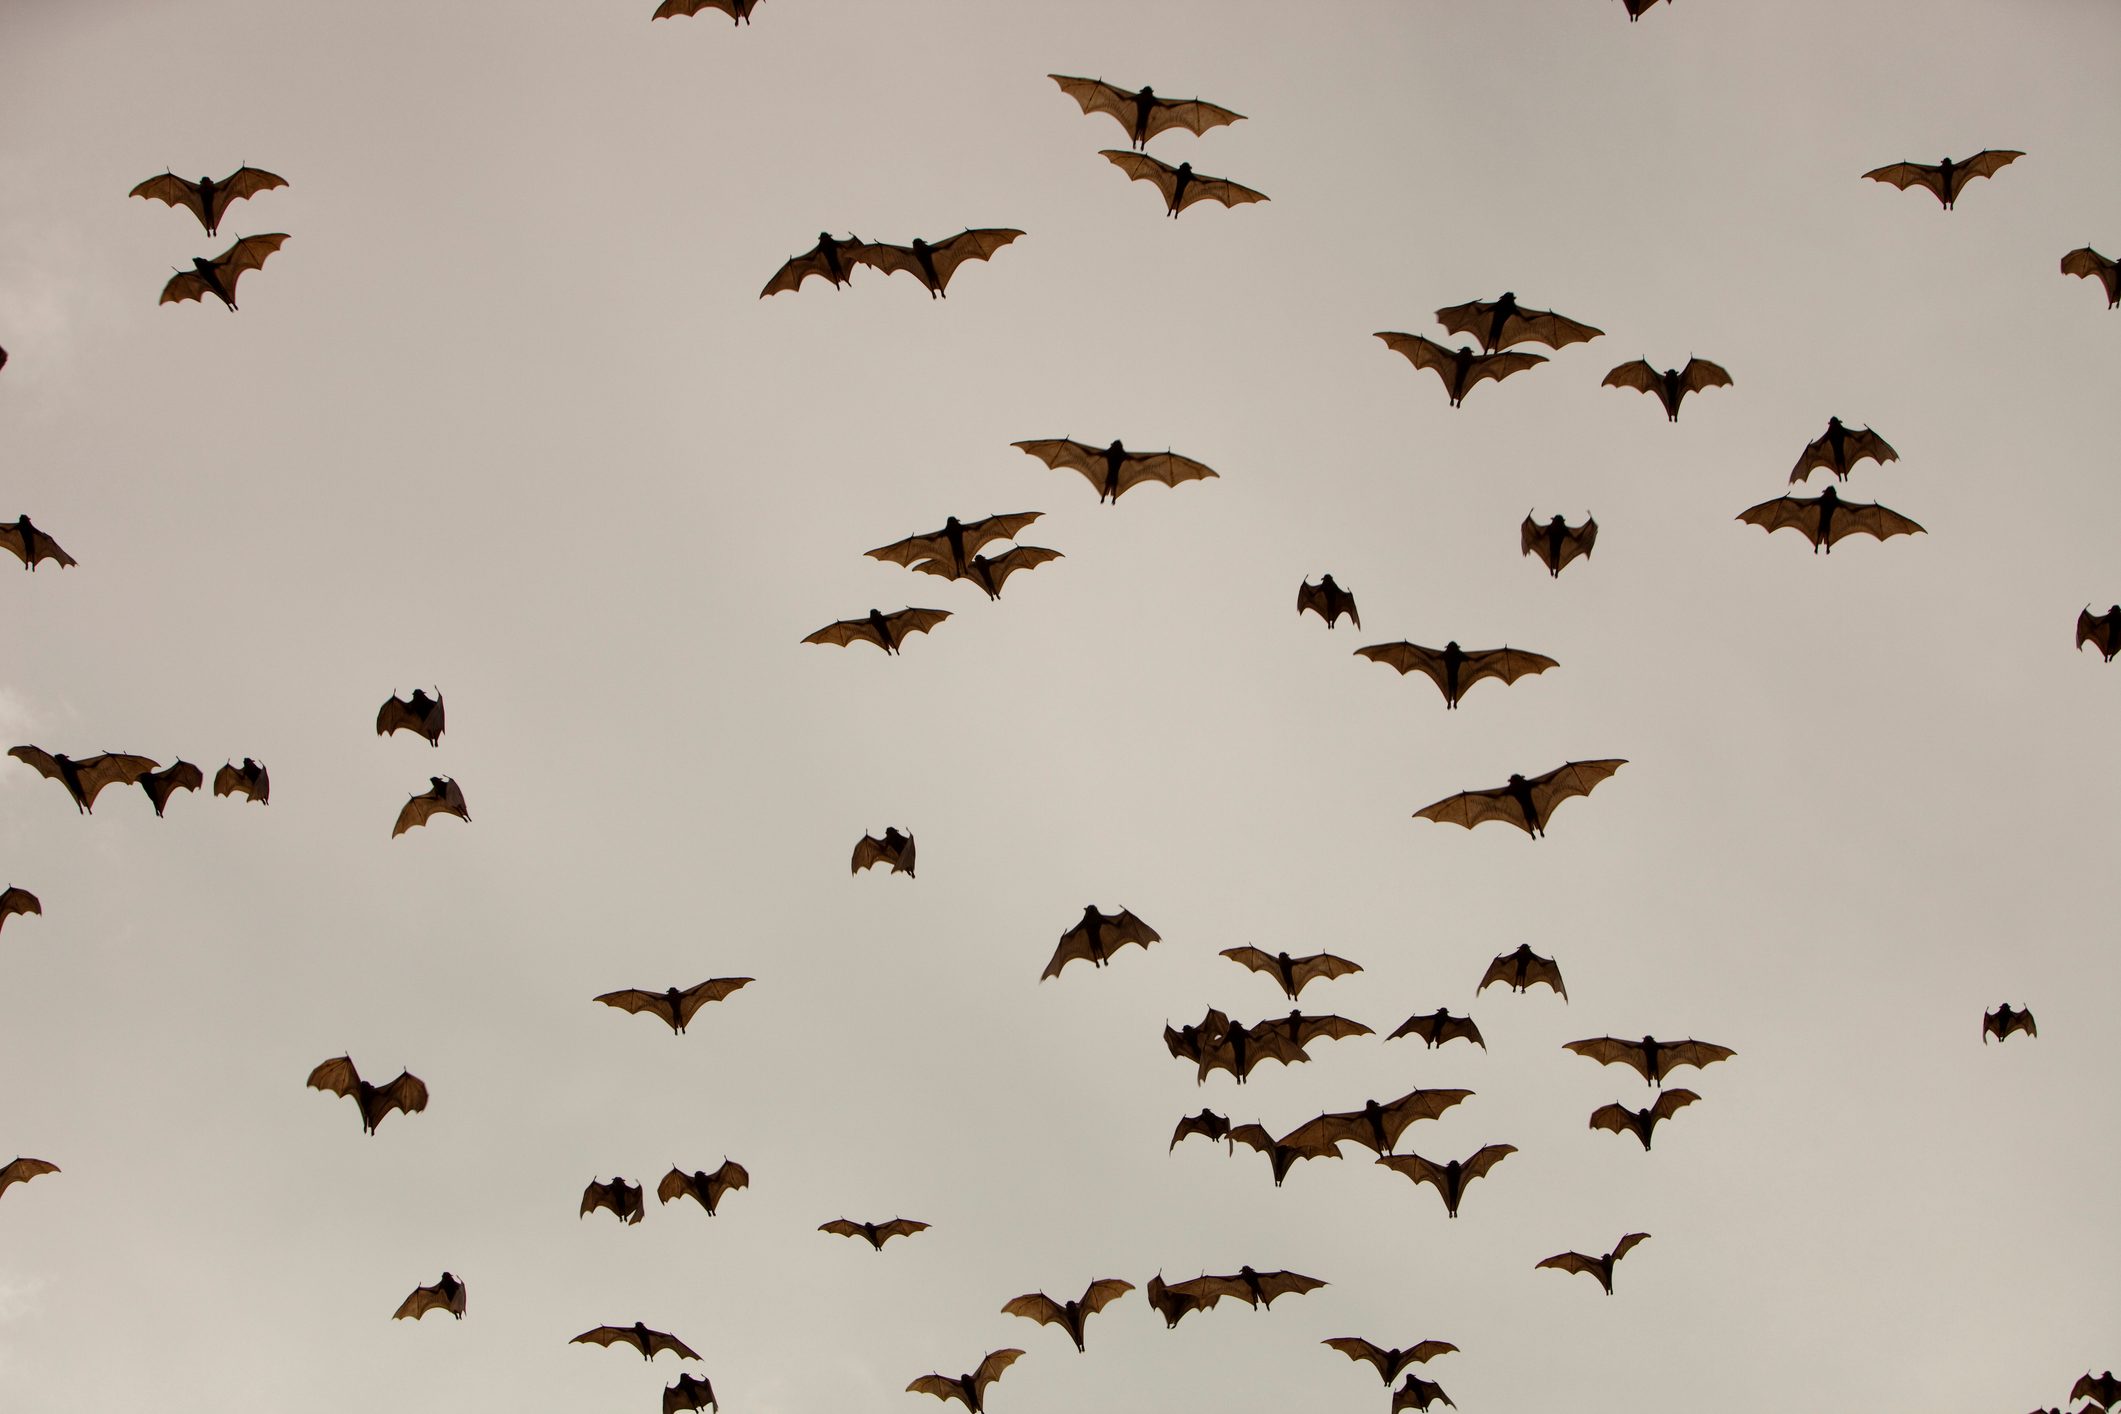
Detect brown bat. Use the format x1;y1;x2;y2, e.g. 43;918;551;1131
1001;1279;1134;1351
1737;485;1924;553
1983;1004;2036;1043
1435;292;1603;353
129;167;286;236
594;978;754;1034
1358;641;1558;709
869;513;1044;576
213;758;269;804
1602;357;1732;421
1042;905;1161;980
0;515;76;570
802;607;950;654
1521;512;1597;577
1217;946;1362;1000
1392;1375;1456;1412
138;761;204;817
1297;575;1360;629
907;1350;1023;1412
662;1373;719;1413
2077;606;2120;661
581;1177;645;1225
1479;944;1567;999
1047;75;1245;148
376;688;445;745
1169;1108;1232;1150
2074;1373;2121;1410
1590;1089;1699;1150
653;0;758;21
1012;437;1218;503
759;233;872;297
820;1216;930;1250
392;1272;466;1321
1145;1273;1224;1327
851;827;916;876
1321;1337;1459;1384
1563;1035;1736;1086
9;747;158;814
2063;247;2120;308
657;1160;749;1215
1191;1265;1327;1309
393;776;469;836
1260;1008;1373;1053
914;547;1063;600
1195;1016;1311;1085
1284;1087;1475;1157
1861;150;2023;209
1227;1123;1344;1186
0;886;41;936
306;1056;428;1134
1374;1145;1516;1217
1164;1008;1230;1066
1617;0;1671;18
0;1157;59;1200
1387;1008;1484;1050
858;228;1023;297
1790;417;1898;484
1536;1232;1650;1295
1415;759;1627;839
571;1322;702;1360
1100;150;1268;216
1376;332;1546;406
160;233;288;310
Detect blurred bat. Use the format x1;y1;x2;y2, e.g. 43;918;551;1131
1393;1375;1455;1411
1590;1090;1699;1150
571;1322;701;1360
820;1217;929;1250
594;978;754;1035
1387;1008;1484;1050
129;167;285;236
1415;759;1627;839
1169;1109;1232;1150
907;1349;1023;1412
2077;606;2120;661
1790;417;1897;484
1100;150;1268;216
1227;1123;1343;1186
868;513;1043;576
160;233;288;311
658;1160;749;1215
913;546;1062;599
306;1056;428;1134
9;747;157;814
653;0;757;21
1563;1035;1735;1086
1322;1337;1459;1384
1145;1273;1223;1327
1435;292;1602;352
213;758;269;804
581;1177;645;1225
1862;149;2022;209
1048;75;1244;148
1983;1004;2036;1043
1042;905;1161;980
1479;944;1566;999
1601;357;1731;421
376;688;445;746
1376;332;1545;406
1218;946;1361;1000
1297;575;1359;629
0;886;41;937
138;761;204;817
1521;512;1597;577
2063;246;2120;308
1001;1279;1134;1351
0;515;76;570
1012;437;1218;503
802;607;950;655
859;228;1023;297
663;1373;719;1413
1374;1145;1516;1218
1283;1087;1475;1157
1191;1265;1327;1308
0;1157;59;1200
1357;641;1557;709
760;233;871;296
851;827;916;876
393;776;469;836
1536;1232;1650;1295
392;1272;466;1321
1737;485;1923;553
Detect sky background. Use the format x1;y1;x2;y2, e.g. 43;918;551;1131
3;2;2119;1411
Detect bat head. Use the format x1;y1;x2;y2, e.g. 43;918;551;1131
1507;773;1527;786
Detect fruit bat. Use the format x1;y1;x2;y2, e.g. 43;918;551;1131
571;1323;701;1360
1480;944;1567;999
907;1350;1023;1413
160;233;288;310
1536;1232;1650;1295
1983;1004;2036;1043
1861;150;2023;209
1041;905;1161;980
129;167;286;236
759;232;874;297
1145;1273;1224;1327
2074;1373;2121;1410
1227;1124;1343;1186
1617;0;1670;18
392;1272;466;1321
306;1056;428;1134
1601;357;1732;421
1297;575;1359;629
376;688;445;745
1789;417;1897;484
393;776;469;836
1163;1008;1229;1066
9;747;158;814
138;761;204;817
1589;1090;1699;1150
663;1373;719;1414
1284;1088;1475;1157
915;546;1063;600
1415;759;1627;839
1047;75;1245;148
213;758;269;804
2062;246;2120;307
858;228;1023;297
594;978;754;1034
802;607;950;654
1357;641;1558;709
1169;1108;1232;1150
1321;1338;1459;1384
1217;946;1362;1000
581;1177;645;1224
1100;150;1268;216
0;886;41;936
851;828;916;876
1375;331;1546;406
1011;437;1219;503
1521;512;1596;577
1374;1145;1516;1217
1563;1035;1736;1086
1261;1009;1373;1053
1393;1375;1456;1412
0;1157;59;1200
2077;606;2120;661
653;0;757;20
1736;485;1924;553
868;513;1043;577
0;516;76;570
1435;292;1603;353
820;1217;929;1250
1001;1279;1134;1352
1191;1265;1327;1308
1195;1016;1310;1085
658;1160;749;1215
1387;1008;1484;1050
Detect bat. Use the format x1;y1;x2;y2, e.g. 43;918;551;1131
594;978;754;1034
851;827;916;876
306;1055;428;1134
1164;1007;1230;1066
1227;1123;1343;1186
653;0;757;20
1195;1017;1310;1085
1563;1035;1736;1086
1415;759;1628;839
1521;512;1596;577
1144;1273;1224;1327
1100;150;1268;216
129;167;286;236
1983;1004;2036;1043
160;233;288;311
820;1217;929;1250
867;513;1043;576
1479;944;1567;999
1601;357;1732;421
1387;1007;1484;1050
1000;1278;1134;1352
914;547;1062;599
393;776;469;836
801;607;950;654
907;1350;1023;1413
9;747;158;814
1590;1090;1699;1151
1047;75;1245;148
1217;946;1362;1000
1435;292;1603;353
1259;1008;1373;1052
1041;905;1161;980
1790;417;1898;484
1736;484;1924;553
1357;641;1558;709
858;228;1023;297
581;1177;645;1225
1190;1265;1327;1308
0;886;41;937
1169;1109;1232;1150
658;1160;750;1215
2074;1373;2121;1410
392;1272;466;1321
1376;332;1546;406
1297;575;1360;629
663;1373;719;1414
2063;246;2120;308
1536;1232;1650;1295
0;515;76;570
376;688;445;745
213;758;269;804
2077;606;2120;661
1617;0;1671;18
1011;437;1218;503
1374;1145;1516;1218
0;1157;59;1200
1861;150;2023;209
138;761;204;817
1393;1376;1456;1412
1283;1087;1475;1157
1321;1337;1459;1385
571;1323;702;1360
759;233;872;297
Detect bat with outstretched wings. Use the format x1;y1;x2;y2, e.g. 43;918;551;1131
2063;246;2120;308
1217;946;1361;1000
213;758;269;804
1011;437;1218;503
1415;759;1627;838
2073;1372;2121;1410
662;1374;718;1414
820;1217;929;1250
1357;641;1557;709
1042;905;1161;980
581;1177;645;1225
130;167;286;236
1190;1265;1327;1309
1227;1123;1343;1186
1100;150;1268;216
867;513;1043;575
1536;1232;1650;1295
161;233;288;311
1376;332;1546;406
851;828;916;876
1983;1004;2036;1043
1387;1008;1484;1049
1048;75;1245;147
907;1349;1023;1413
1790;418;1897;484
571;1322;701;1360
138;761;204;817
858;228;1023;298
658;1161;750;1215
1590;1090;1700;1150
914;547;1062;601
1144;1273;1225;1327
393;776;469;836
1322;1337;1459;1384
0;516;77;570
1195;1017;1311;1085
1601;357;1732;421
595;978;753;1034
392;1272;466;1321
306;1056;428;1134
1393;1375;1456;1411
1169;1109;1232;1150
1435;292;1602;352
1479;944;1566;999
0;1157;59;1200
802;607;950;654
1564;1035;1735;1085
1001;1279;1133;1352
1297;575;1359;629
2078;607;2120;661
1374;1145;1516;1218
1861;149;2023;208
1283;1088;1474;1157
376;689;445;745
9;747;158;814
1521;512;1596;577
760;232;872;297
1737;485;1923;553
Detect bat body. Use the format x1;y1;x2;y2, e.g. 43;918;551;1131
1;515;76;570
594;977;754;1034
1435;292;1603;353
1100;150;1267;216
1228;1123;1343;1186
1001;1279;1133;1351
1590;1090;1699;1150
1393;1376;1456;1411
306;1056;428;1134
852;827;916;876
0;1157;59;1200
1297;575;1360;629
393;1271;466;1321
1042;905;1161;980
581;1177;645;1225
1322;1337;1459;1384
868;513;1043;577
1521;512;1596;577
1387;1007;1484;1049
1286;1087;1474;1157
213;758;269;803
1563;1035;1736;1086
393;776;469;836
1145;1273;1223;1327
907;1349;1023;1412
161;233;288;310
1358;640;1558;709
1415;759;1627;839
859;229;1022;297
1012;437;1218;503
0;886;41;937
1374;1145;1515;1217
820;1216;929;1250
1479;943;1566;999
376;688;445;745
760;233;871;297
1602;357;1731;421
915;546;1062;600
1376;332;1545;406
802;607;950;654
1536;1232;1650;1295
571;1322;701;1360
658;1160;749;1215
1048;75;1245;148
1737;484;1924;553
1192;1265;1327;1308
130;167;286;236
1861;150;2023;209
1217;946;1362;1000
663;1373;719;1413
1983;1004;2036;1043
138;761;203;817
2075;1373;2121;1410
1791;417;1897;484
2063;247;2120;307
2077;606;2120;661
653;0;757;20
1170;1108;1232;1150
9;747;157;814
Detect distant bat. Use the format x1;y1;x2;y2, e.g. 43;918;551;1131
1191;1265;1327;1309
1602;357;1732;421
1357;641;1558;709
820;1217;929;1250
1415;759;1628;839
1861;150;2023;209
2077;606;2120;661
1001;1279;1134;1351
1145;1273;1223;1327
581;1177;645;1225
1983;1004;2036;1043
1790;417;1897;484
1376;332;1546;406
658;1160;749;1215
1737;484;1924;553
1435;292;1603;353
2062;247;2120;308
1387;1008;1484;1050
1393;1375;1456;1412
1321;1337;1459;1384
138;761;203;817
129;167;286;236
907;1349;1023;1413
653;0;757;21
914;547;1063;600
9;747;157;814
1536;1232;1650;1295
213;758;269;803
1563;1035;1735;1086
160;233;288;311
859;228;1023;297
1521;512;1597;577
0;886;41;936
802;607;950;654
0;515;76;570
1048;75;1245;148
852;828;916;876
571;1323;701;1360
663;1373;719;1414
594;978;754;1034
1042;905;1161;980
1284;1087;1475;1157
393;776;469;836
1170;1109;1232;1150
393;1272;466;1321
1100;150;1268;216
1217;946;1362;1000
869;513;1043;577
1297;575;1360;629
1012;437;1218;503
760;233;871;297
1590;1090;1699;1150
306;1056;428;1134
1374;1145;1516;1217
1480;944;1567;999
1227;1123;1344;1186
0;1157;59;1200
376;689;445;745
2074;1373;2121;1410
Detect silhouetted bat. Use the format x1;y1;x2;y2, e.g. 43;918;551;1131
1261;1008;1373;1052
1388;1008;1484;1050
2063;247;2120;308
1374;1145;1515;1217
1536;1232;1649;1295
907;1350;1023;1412
376;688;445;745
1376;332;1545;406
1602;357;1731;421
1862;150;2023;209
760;233;871;296
654;0;756;21
1435;292;1603;353
1564;1035;1735;1086
1195;1017;1309;1085
1042;905;1161;980
2077;606;2120;661
663;1373;719;1414
1297;575;1359;629
1617;0;1671;19
393;776;469;836
869;513;1043;576
802;607;950;654
1321;1337;1459;1384
129;167;286;236
1170;1109;1232;1150
0;1157;59;1200
1983;1004;2036;1043
859;229;1023;297
1392;1375;1456;1412
595;978;754;1034
1737;485;1923;553
1145;1273;1224;1327
1790;417;1897;484
161;233;288;311
1357;641;1558;709
915;547;1063;599
306;1056;428;1134
138;761;203;817
1164;1007;1229;1066
213;758;269;803
0;886;41;937
1590;1090;1699;1150
571;1322;701;1360
1048;75;1245;148
1521;512;1596;577
1192;1265;1327;1309
658;1160;749;1215
1217;946;1362;1000
1100;150;1268;216
1480;944;1567;999
1001;1279;1133;1351
1012;437;1219;503
852;828;916;876
1415;759;1627;839
581;1177;645;1225
393;1272;466;1321
820;1217;929;1250
0;516;75;570
9;747;157;814
2074;1372;2121;1410
1228;1123;1343;1186
1285;1088;1475;1157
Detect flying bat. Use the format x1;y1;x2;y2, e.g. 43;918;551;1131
1790;417;1897;484
1164;1007;1230;1067
306;1055;428;1134
1374;1145;1516;1218
1100;150;1267;216
1195;1017;1311;1085
594;978;754;1034
802;607;950;654
1297;575;1359;629
1387;1008;1484;1050
1257;1008;1373;1053
1521;512;1596;577
571;1323;701;1360
213;758;269;804
1042;905;1161;980
1227;1123;1343;1186
851;827;916;876
1011;437;1218;503
1144;1273;1224;1327
9;747;157;814
663;1374;719;1414
760;232;872;296
581;1177;645;1225
1590;1090;1699;1150
160;233;288;311
1480;944;1567;999
820;1217;929;1250
1376;332;1546;406
1191;1265;1327;1309
1393;1375;1456;1412
2077;606;2120;661
0;1157;59;1200
1601;357;1732;421
0;886;41;937
1415;759;1627;839
658;1160;749;1215
0;515;76;570
1737;485;1924;553
1617;0;1671;18
1536;1232;1650;1295
1357;641;1558;709
858;228;1023;297
392;1272;466;1321
393;776;469;836
1983;1004;2036;1043
1861;150;2023;209
914;547;1062;600
2062;247;2120;308
1321;1338;1459;1384
907;1350;1023;1413
1047;75;1245;148
129;167;286;236
1435;292;1603;353
1563;1035;1735;1086
138;761;204;817
376;688;445;745
653;0;758;20
2074;1373;2121;1410
1217;946;1361;1000
1169;1108;1232;1150
1284;1087;1475;1157
1001;1279;1134;1352
867;513;1043;576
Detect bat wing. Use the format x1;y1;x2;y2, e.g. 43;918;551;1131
141;761;204;814
1354;642;1445;696
378;1071;429;1120
1010;438;1104;494
1048;74;1133;125
1323;1338;1394;1378
1296;581;1330;621
656;1169;697;1205
983;546;1062;592
1297;1014;1373;1045
1601;359;1660;393
1663;1039;1737;1074
595;989;677;1025
1375;331;1448;367
1257;1270;1327;1302
1526;759;1627;820
1467;351;1546;389
1791;426;1899;483
160;271;216;305
1177;171;1269;212
0;887;41;929
1226;1123;1278;1156
129;173;208;225
75;753;158;808
760;246;844;298
1611;1231;1651;1261
1291;953;1363;990
393;782;467;836
1169;1110;1224;1147
904;1376;968;1405
1101;149;1179;205
851;240;921;281
1106;909;1162;951
1378;1088;1475;1143
802;617;886;649
1433;300;1494;344
1218;945;1279;979
1535;1250;1603;1279
1142;96;1246;141
1563;1036;1651;1082
1651;1088;1700;1120
1374;1151;1443;1191
1414;784;1529;834
882;608;951;643
877;1218;930;1243
1738;493;1822;540
2062;246;2121;303
1001;1293;1067;1328
571;1326;631;1349
1588;1103;1637;1137
922;228;1024;288
1115;450;1218;496
1462;1143;1517;1180
1682;357;1733;393
1960;148;2025;181
818;1219;864;1239
1041;930;1094;981
1862;160;1945;196
306;1055;361;1097
971;1349;1024;1393
1827;498;1924;546
649;1332;703;1360
392;1283;452;1320
851;835;891;872
1392;1376;1454;1412
1510;308;1604;349
215;233;289;285
375;697;421;737
1457;647;1559;695
220;166;289;203
1080;1278;1133;1313
675;976;753;1026
212;763;244;796
0;1157;60;1194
